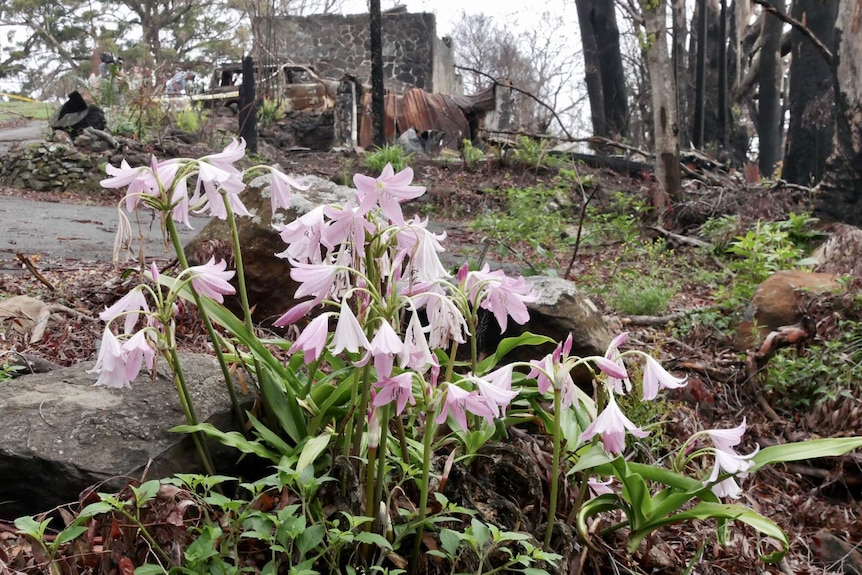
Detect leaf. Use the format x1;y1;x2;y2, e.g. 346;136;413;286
247;412;295;457
78;501;116;518
52;525;87;547
476;332;555;373
171;423;281;462
750;437;862;473
134;566;167;575
629;502;789;563
354;531;393;549
258;364;307;444
439;528;461;556
296;524;325;555
297;433;332;475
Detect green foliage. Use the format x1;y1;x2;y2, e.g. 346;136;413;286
608;270;676;316
365;144;413;173
174;107;202;133
461;139;484;170
470;184;574;269
766;320;862;407
509;136;565;171
0;99;53;123
258;99;284;125
584;191;651;246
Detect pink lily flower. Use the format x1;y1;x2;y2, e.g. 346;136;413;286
580;391;649;454
435;383;497;431
396;217;450;283
289;313;332;364
100;286;150;334
641;355;687;400
275;206;328;263
587;477;615;498
426;295;468;349
290;260;340;302
465;264;537;332
201;138;246;173
122;330;155;382
330;299;370;355
399;310;434;372
102;159;158;211
469;365;518;417
274;299;318;327
373;372;416;415
323;203;376;254
704;418;758;499
194;163;250;220
370;320;404;378
353;163;426;226
604;332;631;395
268;168;308;213
89;328;132;389
187;257;236;303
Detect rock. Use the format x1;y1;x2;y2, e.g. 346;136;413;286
185;172;355;324
812;223;862;277
812;530;862;575
0;353;250;519
481;275;615;386
736;270;841;350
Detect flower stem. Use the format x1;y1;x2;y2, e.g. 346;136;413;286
166;348;215;475
352;363;373;457
409;407;436;574
165;216;244;428
374;404;390;510
544;388;563;549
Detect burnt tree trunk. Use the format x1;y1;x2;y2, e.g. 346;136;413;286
758;0;784;178
239;55;257;153
672;0;689;146
575;0;628;138
642;0;682;210
369;0;385;148
717;0;729;149
693;0;707;149
818;1;862;224
575;0;608;137
783;0;837;186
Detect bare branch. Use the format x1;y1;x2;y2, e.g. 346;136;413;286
750;0;833;64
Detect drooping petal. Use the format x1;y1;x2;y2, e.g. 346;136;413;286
187;258;236;303
580;393;648;454
641;355;687;400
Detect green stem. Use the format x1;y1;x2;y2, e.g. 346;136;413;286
374;404;390;512
394;414;410;463
165;216;244;429
544;388;563;549
364;445;378;531
167;348;216;475
342;368;362;458
352;363;373;457
409;407;436;574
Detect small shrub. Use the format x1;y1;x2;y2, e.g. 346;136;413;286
510;136;565;170
365;144;413;173
461;138;484;169
174;107;201;133
608;270;676;316
258;99;284;125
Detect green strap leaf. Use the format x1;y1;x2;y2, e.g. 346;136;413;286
750;437;862;473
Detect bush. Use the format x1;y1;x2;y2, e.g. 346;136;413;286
364;144;413;173
174;107;201;133
608;270;676;316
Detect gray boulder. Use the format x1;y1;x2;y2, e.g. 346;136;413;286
0;353;249;519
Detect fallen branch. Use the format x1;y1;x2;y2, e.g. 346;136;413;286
649;225;713;249
83;126;119;149
621;309;699;326
16;253;55;291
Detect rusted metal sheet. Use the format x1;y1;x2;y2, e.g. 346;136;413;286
359;86;497;150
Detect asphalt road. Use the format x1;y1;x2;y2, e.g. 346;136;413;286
0;119;47;155
0;195;207;265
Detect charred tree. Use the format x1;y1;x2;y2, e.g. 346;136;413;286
672;0;689;146
717;0;729;149
783;0;837;185
239;55;257;153
575;0;628;138
693;0;707;148
369;0;385;148
758;0;784;178
818;1;862;224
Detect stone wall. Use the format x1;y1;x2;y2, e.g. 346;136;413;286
0;143;105;194
257;11;463;95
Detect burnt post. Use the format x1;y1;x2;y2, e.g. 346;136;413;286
239;55;258;153
370;0;386;147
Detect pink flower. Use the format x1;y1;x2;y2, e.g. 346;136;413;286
268;168;308;213
353;163;426;226
426;295;468;349
330;299;370;354
101;160;158;210
704;418;758;499
187;257;236;303
370;320;404;378
275;206;328;263
202;138;246;173
323;203;376;254
641;355;687;400
290;260;340;303
580;392;649;454
373;372;416;414
587;477;615;498
528;335;574;395
396;217;450;283
435;383;497;431
604;332;631;395
100;286;150;334
465;265;536;332
274;299;318;327
89;328;132;389
289;313;331;364
469;365;518;418
122;330;155;381
194;163;249;220
399;310;433;372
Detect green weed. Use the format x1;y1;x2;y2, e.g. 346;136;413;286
365;144;413;173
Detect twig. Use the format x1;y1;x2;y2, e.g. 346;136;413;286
649;225;713;249
750;0;833;64
15;253;55;291
454;65;573;140
620;309;700;326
